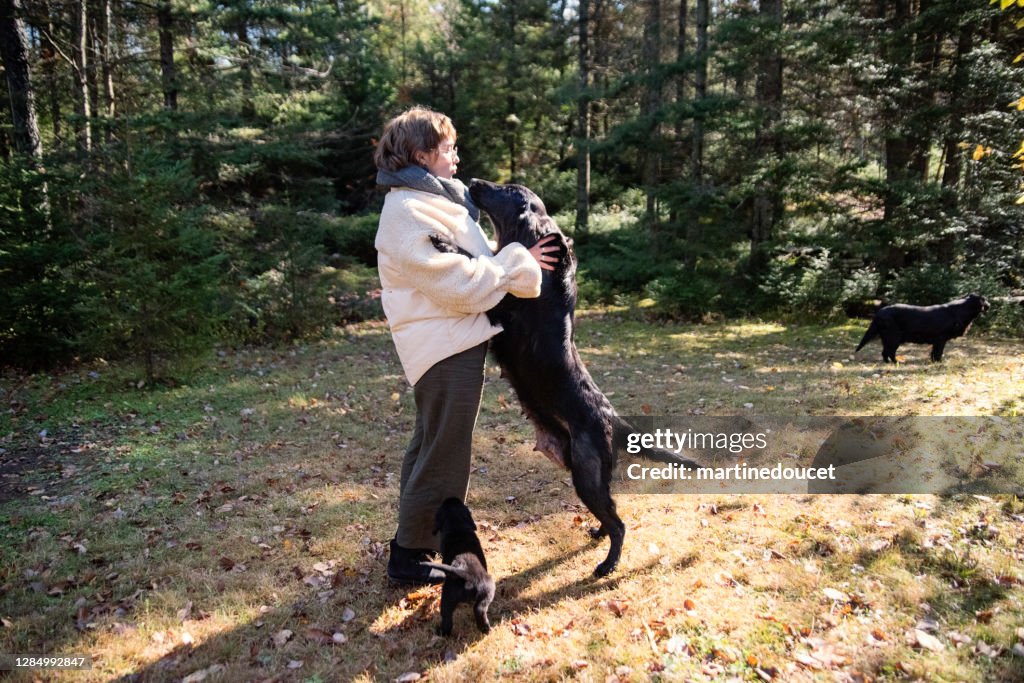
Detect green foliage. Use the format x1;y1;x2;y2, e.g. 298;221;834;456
6;0;1024;378
72;149;225;381
0;164;82;368
644;268;732;320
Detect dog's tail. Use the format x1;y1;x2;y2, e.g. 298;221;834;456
420;561;490;592
611;416;700;468
855;318;879;353
420;561;467;578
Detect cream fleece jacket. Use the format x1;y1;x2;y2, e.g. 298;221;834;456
375;187;542;385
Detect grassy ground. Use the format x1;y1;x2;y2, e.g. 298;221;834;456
1;311;1022;682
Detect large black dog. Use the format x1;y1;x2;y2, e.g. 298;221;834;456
854;293;990;363
431;179;696;577
420;498;495;636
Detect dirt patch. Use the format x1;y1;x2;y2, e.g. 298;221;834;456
0;428;104;504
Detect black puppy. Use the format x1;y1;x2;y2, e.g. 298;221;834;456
431;179;697;577
855;293;989;363
420;498;494;636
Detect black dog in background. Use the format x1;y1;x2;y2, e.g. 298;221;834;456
420;498;494;636
431;179;698;577
855;293;989;363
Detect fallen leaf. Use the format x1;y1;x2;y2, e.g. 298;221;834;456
822;587;849;602
511;621;532;636
713;646;738;663
600;599;629;617
272;629;293;647
182;664;225;683
913;629;944;652
305;627;334;645
664;635;689;655
975;641;1000;658
794;653;822;669
341;607;356;622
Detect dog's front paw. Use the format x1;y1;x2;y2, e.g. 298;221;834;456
594;558;618;577
588;525;608;540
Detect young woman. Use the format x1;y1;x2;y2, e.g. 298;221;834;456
373;106;559;584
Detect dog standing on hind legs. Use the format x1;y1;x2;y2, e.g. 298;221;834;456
430;179;699;578
420;498;494;636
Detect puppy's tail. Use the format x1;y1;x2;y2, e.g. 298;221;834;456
420;561;466;578
420;561;490;592
611;416;700;468
855;318;879;353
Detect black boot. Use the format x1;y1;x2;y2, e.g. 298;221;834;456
387;539;445;585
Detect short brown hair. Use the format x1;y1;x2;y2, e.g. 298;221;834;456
373;106;457;172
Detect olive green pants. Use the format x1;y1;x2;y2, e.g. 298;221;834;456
396;342;488;550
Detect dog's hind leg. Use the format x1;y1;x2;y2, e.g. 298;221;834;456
881;336;900;363
570;428;624;577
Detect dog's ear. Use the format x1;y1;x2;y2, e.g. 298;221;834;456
517;207;541;242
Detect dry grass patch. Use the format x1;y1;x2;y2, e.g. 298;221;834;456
1;313;1022;681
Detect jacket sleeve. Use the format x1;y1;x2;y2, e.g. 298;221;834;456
396;230;542;314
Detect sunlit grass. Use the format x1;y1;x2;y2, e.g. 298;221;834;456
0;315;1022;681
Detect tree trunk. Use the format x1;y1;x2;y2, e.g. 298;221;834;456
158;1;177;110
642;0;662;225
684;0;709;270
97;0;115;144
941;25;972;193
0;0;44;159
691;0;708;185
909;0;940;180
750;0;783;262
237;19;255;118
675;0;688;139
505;3;519;181
575;0;591;238
75;0;92;151
669;0;688;225
882;0;912;223
39;0;62;145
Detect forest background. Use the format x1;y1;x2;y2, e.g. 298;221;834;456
2;0;1023;379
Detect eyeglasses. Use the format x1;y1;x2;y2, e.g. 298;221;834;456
438;145;459;158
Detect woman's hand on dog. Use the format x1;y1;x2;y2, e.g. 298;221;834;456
529;234;562;271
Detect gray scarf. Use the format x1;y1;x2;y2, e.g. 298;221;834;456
376;165;480;222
